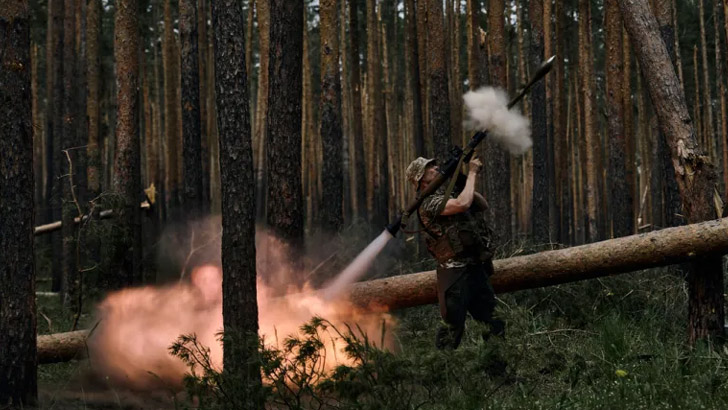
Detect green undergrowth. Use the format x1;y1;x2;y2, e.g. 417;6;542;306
165;265;728;410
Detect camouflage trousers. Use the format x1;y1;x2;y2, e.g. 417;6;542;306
435;261;505;350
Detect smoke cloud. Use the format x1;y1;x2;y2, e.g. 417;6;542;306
463;87;532;155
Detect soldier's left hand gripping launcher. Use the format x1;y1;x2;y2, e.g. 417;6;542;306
385;55;555;237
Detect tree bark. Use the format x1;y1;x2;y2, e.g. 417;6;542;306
0;2;37;404
407;0;425;158
486;0;511;244
342;218;728;311
211;0;261;403
579;0;599;242
426;0;451;160
180;0;203;217
111;0;141;289
348;0;366;222
267;0;304;259
86;0;100;200
698;0;715;159
319;0;343;233
606;0;631;237
618;0;725;344
198;0;210;213
61;0;78;306
254;0;269;221
163;0;180;220
37;330;88;364
530;0;548;243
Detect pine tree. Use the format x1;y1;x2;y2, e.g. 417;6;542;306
0;2;37;405
211;1;261;404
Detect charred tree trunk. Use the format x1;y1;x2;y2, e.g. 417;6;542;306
0;2;37;404
530;0;548;243
606;0;631;237
618;0;725;344
319;0;343;233
180;0;203;217
267;0;304;261
111;0;141;288
211;0;261;402
486;0;511;244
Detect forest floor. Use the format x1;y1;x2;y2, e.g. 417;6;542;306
34;241;728;409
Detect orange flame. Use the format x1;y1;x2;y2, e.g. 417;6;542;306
87;232;395;391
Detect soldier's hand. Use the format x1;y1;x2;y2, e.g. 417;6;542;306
468;157;483;175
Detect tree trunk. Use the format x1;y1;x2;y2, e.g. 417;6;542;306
618;0;725;344
319;0;343;233
407;0;424;158
417;0;430;154
254;0;269;221
579;0;598;242
163;0;180;220
342;218;728;311
486;0;511;244
86;0;100;200
267;0;304;260
366;0;389;226
699;0;715;160
37;330;88;364
32;43;43;221
555;0;568;242
211;1;261;402
606;0;631;237
61;0;78;306
0;2;37;404
530;0;548;243
180;0;203;217
348;0;366;222
426;0;450;160
111;0;141;289
198;0;210;213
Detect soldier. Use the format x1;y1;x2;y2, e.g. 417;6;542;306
405;156;505;350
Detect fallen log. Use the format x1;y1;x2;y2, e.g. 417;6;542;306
34;200;151;235
344;218;728;310
37;330;90;364
37;218;728;363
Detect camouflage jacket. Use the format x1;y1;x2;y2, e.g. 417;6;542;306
418;187;492;268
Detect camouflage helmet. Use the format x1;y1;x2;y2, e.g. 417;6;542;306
406;157;436;187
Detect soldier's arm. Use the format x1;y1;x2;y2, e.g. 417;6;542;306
441;169;478;215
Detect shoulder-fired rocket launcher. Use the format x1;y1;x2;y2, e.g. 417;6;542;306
385;55;555;237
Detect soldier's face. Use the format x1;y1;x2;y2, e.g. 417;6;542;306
420;165;439;188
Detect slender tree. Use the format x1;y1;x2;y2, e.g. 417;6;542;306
211;1;261;405
349;0;367;221
163;0;180;218
179;0;203;217
486;0;511;243
426;0;451;159
530;0;548;243
267;0;304;257
255;0;270;220
618;0;724;344
0;2;37;405
406;0;425;157
606;0;631;237
47;0;64;292
61;0;78;306
698;0;715;158
579;0;598;242
87;0;101;201
319;0;344;232
111;0;141;288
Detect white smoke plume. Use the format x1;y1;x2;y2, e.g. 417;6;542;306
463;87;532;155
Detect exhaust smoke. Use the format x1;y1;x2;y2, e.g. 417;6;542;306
463;87;532;155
